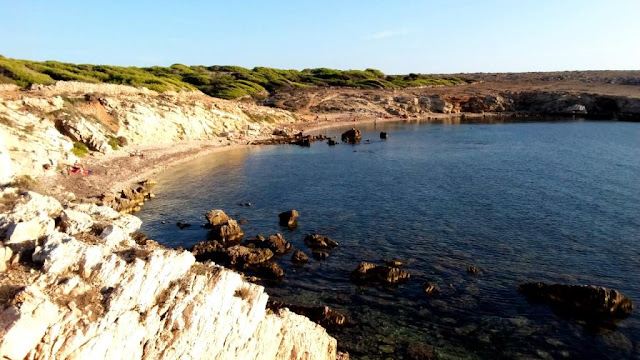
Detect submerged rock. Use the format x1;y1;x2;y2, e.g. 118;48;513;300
467;266;481;275
312;249;330;261
341;128;362;144
518;282;634;319
327;139;338;146
351;262;410;285
176;221;191;229
382;259;405;267
406;342;436;360
245;261;284;278
268;299;347;329
422;282;440;296
278;210;299;227
304;234;338;249
291;250;309;264
350;262;378;282
376;266;411;284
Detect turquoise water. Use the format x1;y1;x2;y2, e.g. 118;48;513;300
139;119;640;359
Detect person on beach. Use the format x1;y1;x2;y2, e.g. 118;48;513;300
68;160;92;175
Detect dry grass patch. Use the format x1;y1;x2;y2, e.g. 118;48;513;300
115;248;152;263
234;285;255;303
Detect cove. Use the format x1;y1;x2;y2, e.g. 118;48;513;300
139;119;640;359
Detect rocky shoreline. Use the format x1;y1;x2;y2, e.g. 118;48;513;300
0;187;344;359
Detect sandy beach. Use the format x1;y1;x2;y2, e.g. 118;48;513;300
42;114;417;200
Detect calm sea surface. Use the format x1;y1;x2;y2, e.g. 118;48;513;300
139;119;640;359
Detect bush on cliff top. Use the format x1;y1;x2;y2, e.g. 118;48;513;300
0;55;471;99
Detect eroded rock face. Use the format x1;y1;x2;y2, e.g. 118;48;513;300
518;282;634;319
341;128;362;144
57;118;111;153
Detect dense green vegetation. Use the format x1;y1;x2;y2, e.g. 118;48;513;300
0;55;471;99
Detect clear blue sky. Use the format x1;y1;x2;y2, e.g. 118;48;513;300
2;0;638;74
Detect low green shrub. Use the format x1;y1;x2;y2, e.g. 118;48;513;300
71;141;90;157
108;137;119;151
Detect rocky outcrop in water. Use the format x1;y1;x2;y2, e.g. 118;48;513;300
253;133;329;147
204;209;243;243
291;250;309;264
268;299;347;329
351;262;411;285
341;128;362;144
246;233;292;255
99;183;155;214
518;282;634;320
0;189;338;359
304;234;338;249
422;282;440;296
278;210;298;228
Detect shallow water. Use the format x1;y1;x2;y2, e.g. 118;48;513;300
139;119;640;359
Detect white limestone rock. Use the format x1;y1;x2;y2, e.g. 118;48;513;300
10;191;63;220
15;231;338;360
60;209;94;235
0;141;13;185
111;214;142;234
3;214;55;251
0;244;13;272
0;287;62;360
99;225;129;248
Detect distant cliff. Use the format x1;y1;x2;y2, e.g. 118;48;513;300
0;81;297;184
